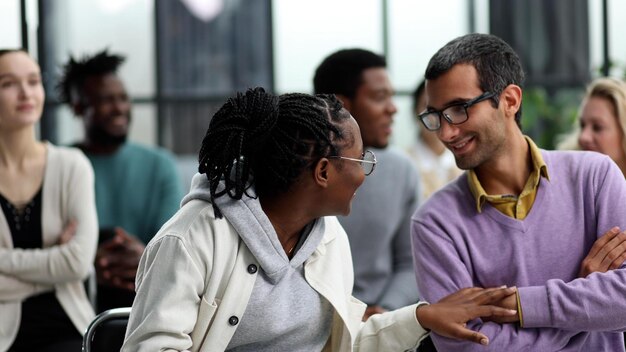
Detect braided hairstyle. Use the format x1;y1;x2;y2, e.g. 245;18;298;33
198;87;351;218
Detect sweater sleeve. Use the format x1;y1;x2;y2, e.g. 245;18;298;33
354;303;429;352
0;272;53;302
378;162;421;309
412;219;580;351
122;235;205;352
0;150;98;283
519;157;626;332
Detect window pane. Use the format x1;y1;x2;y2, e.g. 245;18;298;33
273;0;382;93
42;0;155;97
609;0;626;78
387;0;469;92
157;0;272;97
156;0;273;154
0;0;21;48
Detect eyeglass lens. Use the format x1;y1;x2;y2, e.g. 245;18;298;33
362;151;376;175
423;105;467;130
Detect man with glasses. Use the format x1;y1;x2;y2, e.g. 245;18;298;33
412;33;626;351
314;48;422;321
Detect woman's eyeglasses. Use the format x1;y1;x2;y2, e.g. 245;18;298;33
329;150;377;176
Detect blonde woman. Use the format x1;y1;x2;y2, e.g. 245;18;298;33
0;49;98;351
559;77;626;177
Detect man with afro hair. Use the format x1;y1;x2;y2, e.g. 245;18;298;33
58;49;183;312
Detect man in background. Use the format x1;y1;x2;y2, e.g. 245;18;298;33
58;49;184;312
407;79;462;203
314;48;421;320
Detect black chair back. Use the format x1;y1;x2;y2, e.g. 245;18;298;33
82;307;131;352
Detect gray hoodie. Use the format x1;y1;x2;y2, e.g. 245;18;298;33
181;174;333;351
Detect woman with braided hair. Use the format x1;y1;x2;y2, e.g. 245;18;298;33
122;87;517;351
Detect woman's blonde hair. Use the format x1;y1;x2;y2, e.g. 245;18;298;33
557;77;626;155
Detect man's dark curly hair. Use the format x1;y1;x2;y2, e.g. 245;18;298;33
56;49;125;105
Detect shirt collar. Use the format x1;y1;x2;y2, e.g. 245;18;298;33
468;136;549;212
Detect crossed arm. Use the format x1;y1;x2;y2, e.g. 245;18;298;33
413;220;626;352
0;154;98;302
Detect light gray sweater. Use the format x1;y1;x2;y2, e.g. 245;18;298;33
338;146;421;309
209;187;332;351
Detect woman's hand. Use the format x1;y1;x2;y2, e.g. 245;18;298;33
416;287;517;346
57;220;78;244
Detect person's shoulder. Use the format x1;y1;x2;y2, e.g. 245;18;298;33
125;142;178;166
376;146;419;175
126;142;175;158
542;149;614;174
46;142;92;170
378;146;415;164
150;199;228;249
413;176;469;220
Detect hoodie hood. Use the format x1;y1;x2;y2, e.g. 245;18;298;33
181;173;326;284
181;173;214;206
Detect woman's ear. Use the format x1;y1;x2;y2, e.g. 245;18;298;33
314;158;331;188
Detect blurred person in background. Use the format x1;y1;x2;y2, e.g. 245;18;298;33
313;49;421;321
407;79;462;203
57;49;183;312
558;77;626;177
0;49;97;351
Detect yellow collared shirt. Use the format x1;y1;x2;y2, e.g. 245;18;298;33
467;136;549;219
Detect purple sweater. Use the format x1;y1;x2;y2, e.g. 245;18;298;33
412;150;626;351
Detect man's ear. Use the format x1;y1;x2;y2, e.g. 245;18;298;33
313;158;331;188
336;94;352;112
501;84;522;119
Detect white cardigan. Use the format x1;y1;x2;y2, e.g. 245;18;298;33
0;143;98;351
123;198;428;352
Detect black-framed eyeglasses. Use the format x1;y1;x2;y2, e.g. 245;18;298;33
329;150;377;176
418;91;497;131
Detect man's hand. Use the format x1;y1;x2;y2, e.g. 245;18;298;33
362;305;387;321
95;227;145;291
416;287;518;346
579;227;626;277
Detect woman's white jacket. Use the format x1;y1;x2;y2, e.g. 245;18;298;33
0;144;98;351
123;198;428;352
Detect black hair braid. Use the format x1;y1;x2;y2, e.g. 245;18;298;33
198;88;350;218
